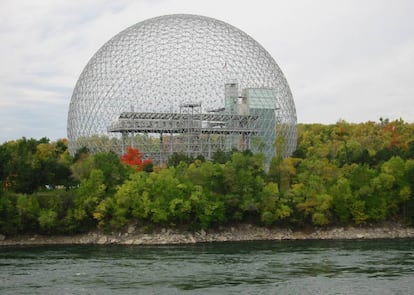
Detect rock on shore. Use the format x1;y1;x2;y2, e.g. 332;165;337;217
1;223;414;246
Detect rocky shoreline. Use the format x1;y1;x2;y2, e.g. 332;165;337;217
1;223;414;246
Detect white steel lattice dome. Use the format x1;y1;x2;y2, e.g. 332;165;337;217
67;14;297;162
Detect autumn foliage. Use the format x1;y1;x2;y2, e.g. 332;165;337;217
1;119;414;235
121;146;153;171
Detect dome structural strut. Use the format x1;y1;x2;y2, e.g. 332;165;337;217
67;14;297;164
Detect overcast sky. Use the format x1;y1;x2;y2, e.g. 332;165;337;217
1;0;413;143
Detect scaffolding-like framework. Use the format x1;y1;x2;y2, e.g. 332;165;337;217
107;104;259;163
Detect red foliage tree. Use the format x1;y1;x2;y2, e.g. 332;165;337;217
121;147;153;171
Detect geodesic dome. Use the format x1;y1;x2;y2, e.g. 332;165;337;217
67;14;297;162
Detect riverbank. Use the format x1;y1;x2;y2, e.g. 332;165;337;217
1;222;414;246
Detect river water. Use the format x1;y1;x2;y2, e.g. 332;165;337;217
1;239;414;294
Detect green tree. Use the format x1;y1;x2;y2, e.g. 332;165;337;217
3;138;46;193
222;151;265;221
378;157;411;216
285;158;339;226
94;151;130;192
268;157;300;193
16;194;40;231
343;164;377;224
38;209;58;233
32;140;74;189
0;192;20;234
330;178;354;224
259;182;292;225
73;169;107;229
404;159;414;223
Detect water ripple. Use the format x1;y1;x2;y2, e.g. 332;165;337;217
1;240;414;294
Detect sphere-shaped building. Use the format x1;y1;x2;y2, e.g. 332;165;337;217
67;14;297;163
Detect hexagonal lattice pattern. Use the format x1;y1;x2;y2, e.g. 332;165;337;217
67;14;297;160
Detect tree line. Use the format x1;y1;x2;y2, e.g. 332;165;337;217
0;119;413;235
